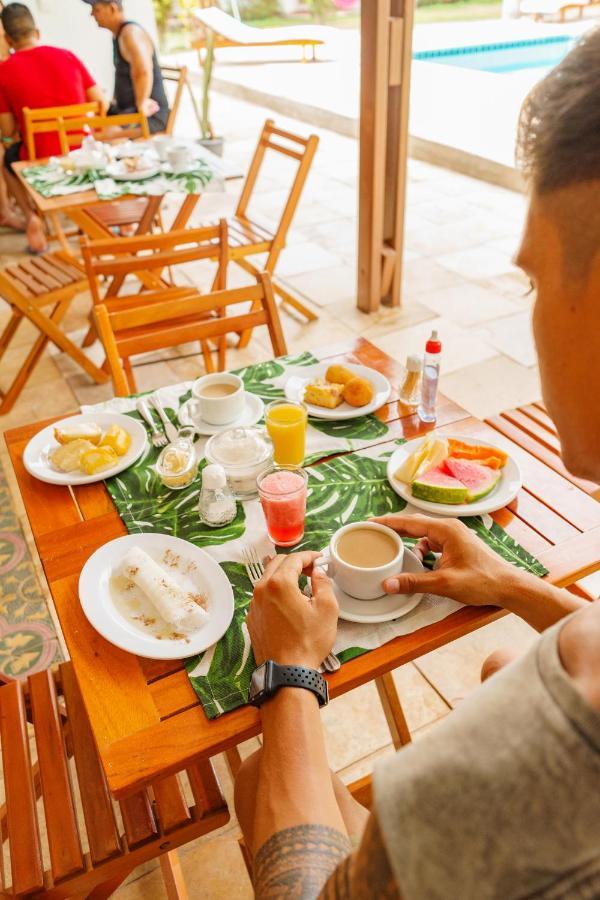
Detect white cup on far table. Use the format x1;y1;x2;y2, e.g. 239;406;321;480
153;134;173;162
166;144;194;174
317;521;405;601
191;373;246;426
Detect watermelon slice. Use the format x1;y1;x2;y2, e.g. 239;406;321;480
444;458;501;503
412;464;469;504
448;439;508;469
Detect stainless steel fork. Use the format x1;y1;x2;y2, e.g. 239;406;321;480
136;398;167;448
242;546;341;673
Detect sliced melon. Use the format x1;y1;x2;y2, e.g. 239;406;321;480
411;464;469;505
395;434;449;484
448;439;508;468
444;458;501;503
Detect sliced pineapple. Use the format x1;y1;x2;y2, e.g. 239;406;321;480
101;423;132;457
79;445;119;475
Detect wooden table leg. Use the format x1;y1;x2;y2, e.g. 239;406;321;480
160;850;189;900
375;671;411;749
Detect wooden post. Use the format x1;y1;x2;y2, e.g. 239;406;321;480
357;0;416;312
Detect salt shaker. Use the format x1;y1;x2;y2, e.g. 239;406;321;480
399;354;422;409
199;464;237;528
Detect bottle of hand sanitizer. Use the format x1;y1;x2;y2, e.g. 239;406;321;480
418;330;442;424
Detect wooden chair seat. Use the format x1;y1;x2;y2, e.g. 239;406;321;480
485;402;600;500
0;663;229;897
86;198;153;230
0;252;108;415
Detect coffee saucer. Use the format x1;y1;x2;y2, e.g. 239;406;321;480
178;392;264;435
314;546;425;624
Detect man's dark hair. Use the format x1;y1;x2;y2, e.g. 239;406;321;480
517;27;600;193
1;2;35;41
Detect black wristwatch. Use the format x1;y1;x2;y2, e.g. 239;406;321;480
249;660;329;708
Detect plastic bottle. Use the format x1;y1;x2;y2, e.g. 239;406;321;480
399;354;422;409
417;330;442;424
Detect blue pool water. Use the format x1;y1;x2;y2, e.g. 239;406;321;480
414;36;576;74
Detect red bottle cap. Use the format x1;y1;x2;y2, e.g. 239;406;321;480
425;330;442;354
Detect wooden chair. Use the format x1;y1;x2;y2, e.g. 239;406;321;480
160;64;191;136
485;402;600;500
93;271;287;396
81;222;233;388
0;663;229;898
0;253;108;414
55;110;150;151
202;119;319;343
23;102;102;160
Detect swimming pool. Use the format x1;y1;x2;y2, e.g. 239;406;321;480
414;36;577;74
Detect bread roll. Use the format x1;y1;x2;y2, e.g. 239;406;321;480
325;364;355;386
343;376;375;408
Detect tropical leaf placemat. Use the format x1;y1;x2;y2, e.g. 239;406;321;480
21;159;214;200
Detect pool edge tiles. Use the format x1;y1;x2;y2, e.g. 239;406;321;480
413;35;576;75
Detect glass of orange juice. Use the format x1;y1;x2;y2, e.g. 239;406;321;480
265;400;308;466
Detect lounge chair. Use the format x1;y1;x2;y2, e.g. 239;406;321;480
191;7;335;61
520;0;590;20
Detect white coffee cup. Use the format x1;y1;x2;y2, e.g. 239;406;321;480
167;144;194;174
191;373;245;426
153;134;173;162
318;522;404;601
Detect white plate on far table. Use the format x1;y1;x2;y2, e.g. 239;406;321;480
105;162;160;181
79;533;234;660
284;362;391;420
23;413;147;486
313;545;425;624
178;392;264;435
387;433;522;518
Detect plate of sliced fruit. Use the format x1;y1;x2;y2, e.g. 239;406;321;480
387;433;522;517
23;413;148;486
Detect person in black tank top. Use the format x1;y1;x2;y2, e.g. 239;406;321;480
84;0;169;134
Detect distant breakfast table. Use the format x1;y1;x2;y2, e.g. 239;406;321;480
5;337;600;801
12;143;239;253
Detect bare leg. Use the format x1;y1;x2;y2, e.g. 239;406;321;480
481;648;519;682
4;166;47;252
0;146;25;230
234;749;370;857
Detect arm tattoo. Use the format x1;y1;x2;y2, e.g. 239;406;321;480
319;815;401;899
254;824;352;900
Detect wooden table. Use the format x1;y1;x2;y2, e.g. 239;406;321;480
5;337;600;800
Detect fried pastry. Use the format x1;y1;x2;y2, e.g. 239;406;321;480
325;364;355;386
343;376;375;408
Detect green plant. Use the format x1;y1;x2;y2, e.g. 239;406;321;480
306;0;335;22
239;0;282;19
200;29;215;140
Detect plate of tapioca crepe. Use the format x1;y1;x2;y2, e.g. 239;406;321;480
23;413;147;486
284;363;391;420
79;534;234;659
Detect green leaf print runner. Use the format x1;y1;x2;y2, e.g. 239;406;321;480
83;355;547;720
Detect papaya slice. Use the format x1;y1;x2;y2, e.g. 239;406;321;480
447;439;508;469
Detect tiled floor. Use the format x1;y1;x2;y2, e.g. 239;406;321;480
0;90;566;896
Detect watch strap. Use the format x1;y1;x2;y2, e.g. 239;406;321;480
271;664;328;707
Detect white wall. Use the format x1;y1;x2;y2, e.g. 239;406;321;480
18;0;158;95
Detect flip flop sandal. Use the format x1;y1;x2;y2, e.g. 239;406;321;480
26;245;47;256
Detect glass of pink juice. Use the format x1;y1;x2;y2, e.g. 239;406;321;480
257;466;308;547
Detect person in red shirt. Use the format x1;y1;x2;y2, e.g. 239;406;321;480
0;3;105;252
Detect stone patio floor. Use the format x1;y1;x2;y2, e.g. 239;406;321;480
0;90;597;897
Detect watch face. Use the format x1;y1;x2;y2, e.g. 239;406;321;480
250;664;267;698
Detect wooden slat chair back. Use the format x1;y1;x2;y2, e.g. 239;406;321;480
56;111;150;151
207;118;319;342
82;222;234;388
0;253;108;414
159;64;189;136
23;102;102;160
0;664;229;898
94;271;287;396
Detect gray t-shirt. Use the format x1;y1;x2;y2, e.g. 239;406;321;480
374;616;600;899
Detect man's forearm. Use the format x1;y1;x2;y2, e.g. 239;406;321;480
131;64;153;110
253;687;350;898
498;569;585;631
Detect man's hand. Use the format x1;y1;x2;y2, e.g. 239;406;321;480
139;97;159;117
247;552;338;669
371;514;522;606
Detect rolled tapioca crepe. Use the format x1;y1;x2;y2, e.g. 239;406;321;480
119;546;209;632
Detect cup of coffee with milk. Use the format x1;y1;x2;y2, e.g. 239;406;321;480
318;521;404;600
190;373;246;427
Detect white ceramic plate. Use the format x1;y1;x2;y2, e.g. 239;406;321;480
23;413;147;486
178;392;264;435
313;545;424;624
106;162;160;181
284;363;391;420
387;433;522;517
79;533;234;660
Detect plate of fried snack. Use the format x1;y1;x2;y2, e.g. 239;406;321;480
23;413;147;486
284;363;391;420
